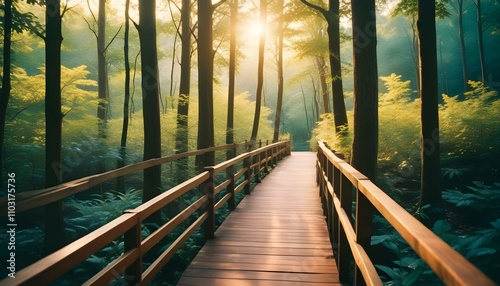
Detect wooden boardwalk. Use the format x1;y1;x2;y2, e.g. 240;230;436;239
177;152;340;285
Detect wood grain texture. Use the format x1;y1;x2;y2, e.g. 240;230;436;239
177;152;340;285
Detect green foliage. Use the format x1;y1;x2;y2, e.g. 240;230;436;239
309;113;353;156
64;189;142;235
443;181;500;214
440;81;500;158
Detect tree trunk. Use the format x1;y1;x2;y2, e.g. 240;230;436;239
139;0;162;211
311;76;320;122
0;0;13;172
457;0;469;92
350;0;378;181
97;0;109;138
474;0;487;84
273;1;284;143
226;0;238;158
329;0;348;133
44;0;65;254
315;56;329;114
300;84;311;137
116;0;131;192
417;0;442;210
196;0;216;168
250;0;267;144
175;0;192;179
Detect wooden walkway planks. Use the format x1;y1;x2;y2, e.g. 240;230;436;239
177;152;340;285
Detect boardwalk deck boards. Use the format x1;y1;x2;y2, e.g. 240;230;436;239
177;152;340;285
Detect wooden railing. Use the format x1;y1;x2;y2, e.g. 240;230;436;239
0;139;276;215
0;140;290;285
316;141;495;285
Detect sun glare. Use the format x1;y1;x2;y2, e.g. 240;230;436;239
248;22;264;37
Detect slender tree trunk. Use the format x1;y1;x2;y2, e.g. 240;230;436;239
315;56;329;114
329;0;348;133
250;0;267;143
457;0;469;92
411;20;421;93
474;0;487;84
226;0;238;158
0;0;13;171
139;0;162;211
44;0;65;254
117;0;131;192
311;76;320;122
300;84;311;137
350;0;378;181
417;0;442;210
273;2;284;143
97;0;109;138
175;0;192;179
196;0;216;167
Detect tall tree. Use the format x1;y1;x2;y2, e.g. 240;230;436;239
96;0;108;138
85;0;111;138
350;0;378;180
250;0;267;144
174;0;192;175
0;0;41;177
456;0;469;92
44;0;65;253
138;0;162;208
300;0;348;132
116;0;131;192
392;0;449;94
473;0;487;84
315;56;330;113
226;0;238;156
273;0;285;142
0;0;13;172
417;0;443;219
196;0;226;167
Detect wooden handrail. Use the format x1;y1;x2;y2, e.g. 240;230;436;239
0;140;270;215
316;141;496;285
0;140;291;285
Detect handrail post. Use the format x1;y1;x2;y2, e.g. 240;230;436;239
203;167;216;239
244;155;252;194
338;172;353;282
227;163;236;210
123;212;142;284
354;186;373;286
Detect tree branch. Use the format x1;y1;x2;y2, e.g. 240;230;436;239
300;0;329;17
104;25;123;52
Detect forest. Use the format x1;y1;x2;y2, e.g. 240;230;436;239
0;0;499;284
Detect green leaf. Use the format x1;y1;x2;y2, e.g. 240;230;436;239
376;265;398;280
466;248;496;259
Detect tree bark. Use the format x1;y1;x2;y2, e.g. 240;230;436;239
474;0;487;84
138;0;162;210
196;0;216;167
250;0;267;144
417;0;442;209
97;0;109;138
117;0;131;192
457;0;469;92
0;0;13;171
350;0;378;181
329;0;348;132
226;0;238;157
315;56;329;114
273;0;284;143
175;0;192;179
44;0;65;254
